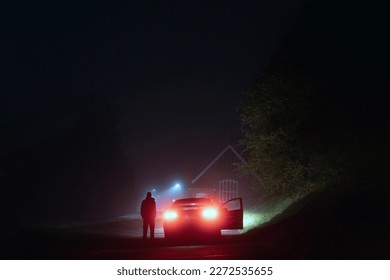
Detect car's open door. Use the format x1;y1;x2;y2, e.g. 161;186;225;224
220;198;243;229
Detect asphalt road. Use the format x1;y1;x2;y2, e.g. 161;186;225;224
4;188;390;260
5;217;255;259
7;215;388;260
45;218;255;259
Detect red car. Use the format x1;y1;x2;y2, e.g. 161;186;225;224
163;197;243;239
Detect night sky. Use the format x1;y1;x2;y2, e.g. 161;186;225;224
1;0;387;224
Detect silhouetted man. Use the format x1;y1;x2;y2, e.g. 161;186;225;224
141;192;156;239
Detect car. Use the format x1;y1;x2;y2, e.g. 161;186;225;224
162;197;243;239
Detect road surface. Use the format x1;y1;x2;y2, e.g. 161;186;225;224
4;189;390;260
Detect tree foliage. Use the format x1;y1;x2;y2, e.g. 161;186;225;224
240;3;389;197
241;71;350;197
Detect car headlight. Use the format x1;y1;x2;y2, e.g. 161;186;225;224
163;210;178;220
202;207;218;219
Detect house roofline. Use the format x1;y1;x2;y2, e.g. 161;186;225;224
191;145;247;184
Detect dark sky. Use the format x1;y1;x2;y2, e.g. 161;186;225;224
1;0;318;220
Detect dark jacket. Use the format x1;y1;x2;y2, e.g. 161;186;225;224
141;197;156;220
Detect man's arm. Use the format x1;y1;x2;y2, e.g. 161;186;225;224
140;201;145;218
152;200;156;218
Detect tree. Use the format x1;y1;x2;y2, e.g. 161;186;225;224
241;71;344;197
240;2;389;198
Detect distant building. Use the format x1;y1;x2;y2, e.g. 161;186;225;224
187;145;260;205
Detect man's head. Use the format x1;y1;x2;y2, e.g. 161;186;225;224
146;192;152;198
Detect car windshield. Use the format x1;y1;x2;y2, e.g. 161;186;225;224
172;198;215;209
